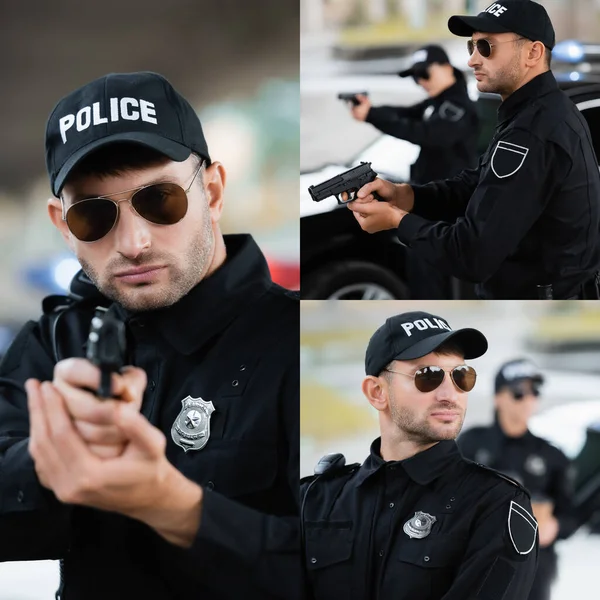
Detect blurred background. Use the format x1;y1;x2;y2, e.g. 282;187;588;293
301;299;600;599
0;0;298;597
300;0;600;300
0;0;300;365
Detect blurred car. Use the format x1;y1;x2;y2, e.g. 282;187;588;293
300;74;600;300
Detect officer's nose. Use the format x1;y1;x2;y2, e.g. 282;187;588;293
435;372;461;401
113;201;152;259
468;50;482;69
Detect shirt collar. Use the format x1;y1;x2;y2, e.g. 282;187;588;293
114;233;272;355
497;71;558;126
354;437;462;487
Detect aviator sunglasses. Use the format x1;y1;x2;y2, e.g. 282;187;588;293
384;365;477;393
467;37;526;58
61;160;204;243
510;385;541;401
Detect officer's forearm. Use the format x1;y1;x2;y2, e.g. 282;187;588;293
135;466;203;547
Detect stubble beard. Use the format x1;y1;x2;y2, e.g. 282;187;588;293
477;52;522;97
389;388;465;444
79;202;215;312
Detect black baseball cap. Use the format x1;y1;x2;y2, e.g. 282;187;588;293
494;358;544;393
448;0;555;50
365;311;488;376
398;45;451;78
45;71;211;197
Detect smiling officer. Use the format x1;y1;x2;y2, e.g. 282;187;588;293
347;0;600;299
301;312;538;600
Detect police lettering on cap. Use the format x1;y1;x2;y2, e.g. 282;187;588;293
448;0;556;50
45;71;212;197
365;311;488;377
494;358;544;393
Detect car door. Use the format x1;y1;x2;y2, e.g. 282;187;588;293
565;83;600;163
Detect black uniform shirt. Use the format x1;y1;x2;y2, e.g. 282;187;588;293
396;71;600;299
301;438;538;600
0;234;300;600
365;73;479;184
458;420;577;541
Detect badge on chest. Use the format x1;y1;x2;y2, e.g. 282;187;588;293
171;396;215;452
403;511;437;539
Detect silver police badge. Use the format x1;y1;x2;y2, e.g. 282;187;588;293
171;396;215;452
403;511;437;539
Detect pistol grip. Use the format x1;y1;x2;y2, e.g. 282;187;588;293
98;369;112;399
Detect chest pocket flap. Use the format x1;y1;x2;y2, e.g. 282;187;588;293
397;535;465;569
305;522;353;569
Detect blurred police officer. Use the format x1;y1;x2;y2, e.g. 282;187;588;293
350;45;479;301
458;359;576;600
301;312;538;600
0;72;299;600
347;0;600;299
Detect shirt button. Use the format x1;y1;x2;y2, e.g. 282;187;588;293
149;380;156;391
232;380;239;387
206;481;215;491
445;504;451;509
239;365;246;371
424;556;430;562
17;490;24;503
310;557;317;564
379;550;384;557
389;502;395;509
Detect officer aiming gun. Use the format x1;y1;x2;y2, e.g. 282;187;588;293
86;308;127;399
337;91;369;107
308;161;382;205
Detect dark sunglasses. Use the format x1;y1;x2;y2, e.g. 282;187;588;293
384;365;477;393
61;161;203;243
412;64;430;83
467;37;525;58
511;386;541;401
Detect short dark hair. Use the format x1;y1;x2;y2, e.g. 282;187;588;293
63;143;203;189
545;46;552;69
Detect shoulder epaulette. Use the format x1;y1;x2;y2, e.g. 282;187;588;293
466;459;530;497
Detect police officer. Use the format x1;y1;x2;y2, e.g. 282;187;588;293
349;45;479;300
301;311;538;600
347;0;600;299
0;72;299;599
458;358;576;600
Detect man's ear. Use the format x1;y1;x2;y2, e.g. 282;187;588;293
47;197;75;252
526;41;545;67
362;375;389;412
202;162;226;223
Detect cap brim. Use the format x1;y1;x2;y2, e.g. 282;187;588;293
448;14;513;38
398;68;414;78
394;328;488;361
52;132;192;196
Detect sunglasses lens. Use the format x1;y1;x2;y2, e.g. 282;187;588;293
414;367;445;393
66;199;118;242
468;39;492;58
452;365;477;392
132;183;188;226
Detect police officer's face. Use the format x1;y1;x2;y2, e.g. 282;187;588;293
48;157;226;311
467;32;527;97
385;351;468;443
496;380;539;424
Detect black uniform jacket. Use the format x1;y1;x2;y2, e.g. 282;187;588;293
0;234;300;600
301;438;538;600
365;72;479;184
396;71;600;299
458;420;577;542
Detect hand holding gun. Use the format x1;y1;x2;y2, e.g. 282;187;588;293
86;308;127;399
308;162;383;205
337;92;369;107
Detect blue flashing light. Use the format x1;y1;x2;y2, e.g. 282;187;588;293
553;40;585;63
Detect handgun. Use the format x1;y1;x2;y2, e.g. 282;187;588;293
337;92;369;106
86;308;127;398
308;162;382;205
